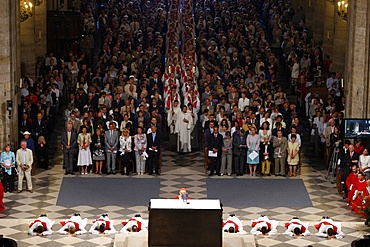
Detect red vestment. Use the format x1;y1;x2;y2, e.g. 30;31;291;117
350;179;368;214
346;172;359;203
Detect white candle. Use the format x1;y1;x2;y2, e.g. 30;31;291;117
20;78;22;88
168;66;171;74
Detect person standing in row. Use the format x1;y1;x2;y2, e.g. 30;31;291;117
208;126;223;176
92;128;105;175
221;131;232;176
62;123;77;175
16;140;33;193
247;126;260;176
119;128;133;176
1;144;16;192
77;126;92;175
35;135;49;170
147;125;162;175
273;130;288;177
134;127;147;175
233;129;246;176
105;122;119;175
287;135;300;177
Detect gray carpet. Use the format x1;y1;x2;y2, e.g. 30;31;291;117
57;177;160;207
206;178;312;207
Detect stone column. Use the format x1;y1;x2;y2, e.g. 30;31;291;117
331;4;347;74
34;0;47;62
312;0;326;42
0;0;21;147
345;0;370;118
20;1;36;78
322;1;335;58
304;0;314;34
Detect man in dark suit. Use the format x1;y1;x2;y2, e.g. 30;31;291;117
147;125;162;175
233;129;247;176
204;120;215;149
207;126;223;176
112;93;124;110
62;123;77;175
340;144;359;198
149;72;163;93
272;122;288;138
105;122;119;174
33;112;48;139
19;113;32;138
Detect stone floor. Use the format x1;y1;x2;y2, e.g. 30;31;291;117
0;129;369;246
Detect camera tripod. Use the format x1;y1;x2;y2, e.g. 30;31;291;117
325;147;340;183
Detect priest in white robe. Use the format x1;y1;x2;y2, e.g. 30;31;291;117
167;100;181;149
175;105;193;153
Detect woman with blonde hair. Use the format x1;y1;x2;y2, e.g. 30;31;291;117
35;135;49;170
77;126;92;175
134;127;147;175
119;128;133;176
1;144;15;193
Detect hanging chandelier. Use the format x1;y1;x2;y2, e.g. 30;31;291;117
20;1;33;22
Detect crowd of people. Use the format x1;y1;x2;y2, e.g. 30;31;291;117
4;0;360;217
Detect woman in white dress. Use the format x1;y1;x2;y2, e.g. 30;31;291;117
119;128;133;176
359;148;370;179
77;126;92;175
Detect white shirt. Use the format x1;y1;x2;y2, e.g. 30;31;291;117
359;155;370;172
238;97;250;111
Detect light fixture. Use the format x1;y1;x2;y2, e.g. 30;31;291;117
337;0;348;21
35;0;44;6
20;1;33;22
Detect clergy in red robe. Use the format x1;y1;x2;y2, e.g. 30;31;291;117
346;166;359;203
350;172;369;214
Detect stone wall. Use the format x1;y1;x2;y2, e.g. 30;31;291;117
345;0;370;118
0;0;21;148
20;1;47;78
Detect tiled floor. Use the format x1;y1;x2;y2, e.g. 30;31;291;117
0;128;369;246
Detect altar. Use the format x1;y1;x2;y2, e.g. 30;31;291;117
148;199;222;247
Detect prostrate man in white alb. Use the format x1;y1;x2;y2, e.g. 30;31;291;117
89;214;116;235
314;217;345;239
57;213;88;235
284;217;310;237
222;214;246;234
250;215;279;236
120;214;148;233
28;214;54;236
